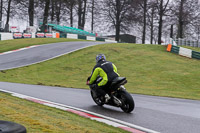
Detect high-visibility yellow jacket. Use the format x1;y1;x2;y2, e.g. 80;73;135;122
89;60;119;86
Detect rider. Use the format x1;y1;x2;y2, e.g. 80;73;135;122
89;54;120;103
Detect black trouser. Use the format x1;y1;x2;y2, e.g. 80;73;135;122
92;83;111;97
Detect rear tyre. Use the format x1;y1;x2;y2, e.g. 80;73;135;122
120;91;135;113
91;90;104;106
0;120;27;133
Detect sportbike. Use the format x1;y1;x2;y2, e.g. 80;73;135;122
87;76;135;113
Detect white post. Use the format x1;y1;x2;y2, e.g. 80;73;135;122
199;41;200;48
170;38;173;44
181;38;183;46
179;38;181;46
195;41;197;47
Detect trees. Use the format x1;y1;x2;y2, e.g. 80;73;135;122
142;0;147;44
5;0;12;32
0;0;199;43
137;0;148;44
172;0;200;39
65;0;77;27
28;0;34;26
103;0;136;41
156;0;170;44
50;0;64;24
148;3;157;44
54;0;63;24
91;0;95;32
0;0;3;22
87;0;104;33
77;0;87;30
50;0;55;22
43;0;50;27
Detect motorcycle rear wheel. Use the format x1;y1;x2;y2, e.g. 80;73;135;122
120;91;135;113
91;90;104;106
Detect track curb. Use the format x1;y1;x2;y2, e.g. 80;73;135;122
0;45;40;55
0;89;159;133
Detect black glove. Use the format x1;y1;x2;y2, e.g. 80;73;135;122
86;76;91;85
87;76;91;81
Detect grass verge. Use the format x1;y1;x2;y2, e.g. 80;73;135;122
0;43;200;100
0;92;128;133
0;38;86;53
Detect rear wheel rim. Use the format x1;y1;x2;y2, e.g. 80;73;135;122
122;102;130;112
120;93;133;113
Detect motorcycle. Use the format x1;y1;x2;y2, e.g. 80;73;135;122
87;76;135;113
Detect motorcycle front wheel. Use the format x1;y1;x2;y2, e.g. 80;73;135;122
90;90;104;106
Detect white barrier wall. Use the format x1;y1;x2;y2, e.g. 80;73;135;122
0;33;13;40
179;47;192;58
52;33;57;38
45;33;53;38
105;39;117;43
87;36;96;41
0;32;118;44
67;33;78;39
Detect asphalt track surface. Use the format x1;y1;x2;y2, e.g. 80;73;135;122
0;82;200;133
0;41;200;133
0;41;106;70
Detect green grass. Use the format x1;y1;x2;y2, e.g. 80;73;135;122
0;43;200;100
182;46;200;52
0;92;128;133
0;38;86;53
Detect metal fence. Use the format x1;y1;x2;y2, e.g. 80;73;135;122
174;38;200;47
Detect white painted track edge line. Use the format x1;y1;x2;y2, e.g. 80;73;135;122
0;88;160;133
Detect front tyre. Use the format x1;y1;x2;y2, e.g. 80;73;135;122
90;90;104;106
120;91;135;113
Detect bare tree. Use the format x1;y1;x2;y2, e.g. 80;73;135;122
146;0;159;44
77;0;87;30
66;0;77;27
43;0;50;27
86;0;100;33
172;0;200;39
91;0;94;32
0;0;3;22
157;0;170;44
55;0;62;24
137;0;148;44
103;0;136;41
142;0;148;44
5;0;12;32
148;5;157;44
177;0;185;38
50;0;55;22
28;0;34;26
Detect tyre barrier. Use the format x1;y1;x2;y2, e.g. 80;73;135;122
167;44;200;60
0;121;26;133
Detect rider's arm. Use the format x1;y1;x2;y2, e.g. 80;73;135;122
90;67;109;86
112;64;120;76
89;68;99;84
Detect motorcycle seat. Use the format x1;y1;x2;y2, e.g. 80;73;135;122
111;77;126;86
